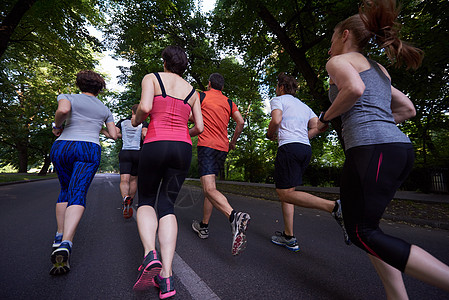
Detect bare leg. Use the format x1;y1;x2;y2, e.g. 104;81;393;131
136;206;158;257
276;188;335;213
120;174;131;198
200;175;233;218
61;205;85;242
129;175;138;199
55;202;68;233
202;196;214;224
404;245;449;292
368;254;408;300
281;202;295;236
158;214;178;278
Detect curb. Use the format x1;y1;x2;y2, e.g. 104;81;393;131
185;179;449;231
0;177;57;186
382;214;449;231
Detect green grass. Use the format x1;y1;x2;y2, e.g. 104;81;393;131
184;179;449;229
0;173;58;183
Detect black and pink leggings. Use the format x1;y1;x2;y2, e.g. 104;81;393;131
341;143;414;272
137;141;192;218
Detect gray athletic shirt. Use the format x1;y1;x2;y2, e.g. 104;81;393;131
56;93;114;145
116;119;148;150
328;58;410;151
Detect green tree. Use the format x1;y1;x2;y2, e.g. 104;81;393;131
212;0;449;179
0;0;105;173
0;0;38;58
387;0;449;169
106;0;270;182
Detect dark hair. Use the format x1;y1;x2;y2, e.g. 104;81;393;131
162;46;188;76
131;104;139;114
277;73;298;96
208;73;225;90
335;0;423;69
75;70;106;95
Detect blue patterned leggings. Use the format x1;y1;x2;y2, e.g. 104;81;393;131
50;140;101;207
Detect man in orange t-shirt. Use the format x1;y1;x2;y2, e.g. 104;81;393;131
191;73;250;256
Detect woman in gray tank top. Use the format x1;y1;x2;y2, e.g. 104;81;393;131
49;71;117;275
317;0;449;297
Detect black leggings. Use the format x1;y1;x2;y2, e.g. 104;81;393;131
341;143;414;272
137;141;192;218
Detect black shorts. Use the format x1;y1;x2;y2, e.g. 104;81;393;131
119;150;140;176
197;146;228;177
274;143;312;189
138;141;192;218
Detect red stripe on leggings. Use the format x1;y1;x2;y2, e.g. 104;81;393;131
376;152;383;182
356;225;381;260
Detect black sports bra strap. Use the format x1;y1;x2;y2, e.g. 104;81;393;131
153;72;166;98
183;87;196;104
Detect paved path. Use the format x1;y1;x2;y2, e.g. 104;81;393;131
211;179;449;204
1;174;449;299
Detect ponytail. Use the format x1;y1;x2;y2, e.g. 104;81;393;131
359;0;423;69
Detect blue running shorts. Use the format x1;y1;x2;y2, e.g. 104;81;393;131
197;146;228;177
50;140;101;207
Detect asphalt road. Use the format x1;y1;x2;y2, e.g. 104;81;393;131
1;174;448;299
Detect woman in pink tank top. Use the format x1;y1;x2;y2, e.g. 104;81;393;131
130;46;203;298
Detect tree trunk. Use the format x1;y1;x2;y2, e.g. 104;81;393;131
38;153;51;176
253;1;345;147
0;0;38;58
17;142;28;173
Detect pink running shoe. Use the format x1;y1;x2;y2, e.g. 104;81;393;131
133;250;162;291
154;274;176;299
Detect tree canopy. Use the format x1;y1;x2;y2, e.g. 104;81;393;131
0;0;105;172
1;0;448;190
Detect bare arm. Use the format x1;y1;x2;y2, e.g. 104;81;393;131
308;117;327;139
229;110;244;150
319;56;365;130
141;127;148;140
391;86;416;123
52;98;71;137
100;128;111;138
133;74;154;127
105;122;118;140
266;109;282;141
189;94;204;137
101;126;120;139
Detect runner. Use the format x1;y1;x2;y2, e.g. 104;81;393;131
191;73;250;256
131;46;203;299
49;70;117;275
318;0;449;296
266;72;349;252
114;104;148;219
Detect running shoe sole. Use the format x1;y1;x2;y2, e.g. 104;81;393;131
123;197;133;219
231;214;250;256
49;249;70;275
271;239;300;252
133;260;162;291
332;200;351;245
